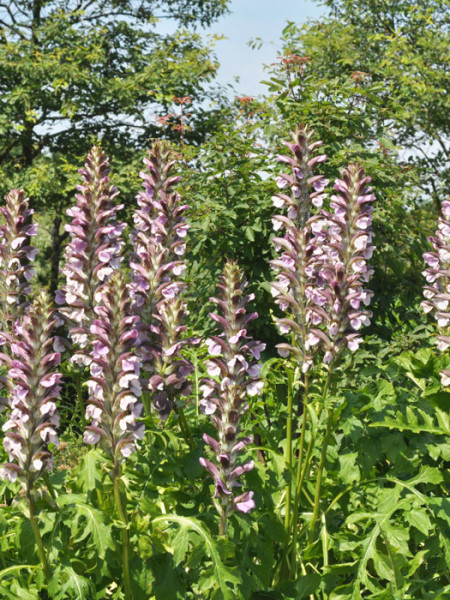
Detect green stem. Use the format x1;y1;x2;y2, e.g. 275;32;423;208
142;391;151;418
219;507;227;537
296;369;332;513
288;374;309;578
296;431;314;506
284;368;295;531
193;356;200;425
308;403;335;544
113;463;132;600
75;370;86;430
27;488;51;582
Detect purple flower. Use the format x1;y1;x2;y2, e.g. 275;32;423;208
0;292;61;487
270;125;329;370
0;190;37;345
421;200;450;386
316;164;375;363
200;261;263;532
58;147;124;361
129;143;192;418
83;273;144;460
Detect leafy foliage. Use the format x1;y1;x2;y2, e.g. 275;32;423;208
0;0;448;598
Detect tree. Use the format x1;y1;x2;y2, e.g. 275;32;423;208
0;0;230;292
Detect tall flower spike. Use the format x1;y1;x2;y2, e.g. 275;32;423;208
57;147;125;361
130;142;192;418
270;124;329;372
0;189;37;344
0;291;61;485
83;273;144;460
316;164;375;364
200;261;265;532
422;199;450;387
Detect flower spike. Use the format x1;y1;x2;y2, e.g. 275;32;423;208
200;260;264;533
316;164;375;364
0;291;61;486
422;199;450;387
57;147;125;361
270;124;329;371
130;142;192;418
83;272;144;460
0;189;37;344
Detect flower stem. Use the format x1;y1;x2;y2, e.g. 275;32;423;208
284;367;295;531
27;488;51;582
287;374;309;578
308;397;334;544
75;370;85;430
113;463;132;600
219;507;227;537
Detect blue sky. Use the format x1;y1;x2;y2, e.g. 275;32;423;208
206;0;325;95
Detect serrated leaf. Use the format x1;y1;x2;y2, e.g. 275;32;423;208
171;525;190;566
153;515;240;599
406;508;433;534
279;573;321;598
338;452;360;484
48;566;94;600
59;494;115;559
76;449;106;492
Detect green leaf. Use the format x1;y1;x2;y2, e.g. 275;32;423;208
152;515;240;599
48;566;94;600
338;452;361;485
75;449;106;492
0;564;39;579
59;494;115;559
406;509;433;534
279;573;321;598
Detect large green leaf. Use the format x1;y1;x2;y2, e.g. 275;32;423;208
153;515;241;599
58;494;115;559
48;565;95;600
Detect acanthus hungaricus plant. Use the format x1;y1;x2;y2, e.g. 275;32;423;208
269;125;377;577
57;146;125;363
0;291;62;581
82;272;143;600
422;199;450;387
200;260;265;535
130;142;193;419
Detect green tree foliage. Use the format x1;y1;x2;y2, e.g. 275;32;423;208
0;0;230;291
247;0;449;340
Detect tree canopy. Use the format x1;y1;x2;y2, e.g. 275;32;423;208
0;0;230;290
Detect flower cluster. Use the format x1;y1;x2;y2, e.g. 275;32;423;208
421;199;450;387
130;142;192;418
147;297;193;419
200;261;265;520
83;273;144;461
314;164;375;364
0;189;37;343
0;292;61;485
57;147;125;359
270;124;329;371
